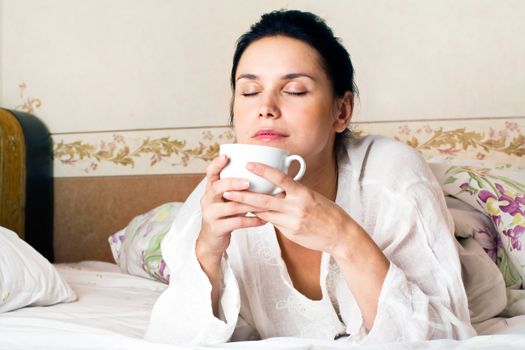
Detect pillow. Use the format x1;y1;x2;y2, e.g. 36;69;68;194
457;236;507;324
445;196;508;322
0;226;76;313
446;196;501;262
431;162;525;290
108;202;183;283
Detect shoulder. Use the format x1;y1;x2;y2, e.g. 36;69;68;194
342;135;435;190
346;134;422;164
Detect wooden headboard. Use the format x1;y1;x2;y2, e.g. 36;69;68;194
0;108;54;261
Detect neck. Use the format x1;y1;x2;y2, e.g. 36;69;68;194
295;149;338;201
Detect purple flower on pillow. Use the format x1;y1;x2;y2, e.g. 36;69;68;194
494;184;525;216
460;182;477;195
474;223;500;262
503;225;525;251
478;189;503;226
477;189;496;205
159;260;169;282
478;183;525;216
477;184;524;222
478;183;525;252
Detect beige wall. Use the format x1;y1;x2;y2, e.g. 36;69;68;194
1;0;524;134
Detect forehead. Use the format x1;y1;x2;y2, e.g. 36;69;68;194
236;35;326;77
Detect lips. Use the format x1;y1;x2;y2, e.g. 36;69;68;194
252;129;288;140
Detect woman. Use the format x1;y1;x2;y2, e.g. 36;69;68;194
146;9;475;346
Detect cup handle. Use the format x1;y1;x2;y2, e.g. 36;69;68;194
271;155;306;195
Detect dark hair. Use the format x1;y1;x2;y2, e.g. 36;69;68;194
229;9;358;128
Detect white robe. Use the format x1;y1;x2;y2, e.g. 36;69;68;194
145;135;476;346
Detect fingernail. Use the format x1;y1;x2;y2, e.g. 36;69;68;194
223;191;234;200
246;162;256;171
240;179;250;188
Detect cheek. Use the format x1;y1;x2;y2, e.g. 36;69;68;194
296;105;337;145
291;102;332;130
232;97;261;143
232;98;254;123
232;115;251;144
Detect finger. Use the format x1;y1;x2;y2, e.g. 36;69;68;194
246;162;297;193
253;211;289;229
207;202;262;220
213;216;267;233
201;178;251;212
222;190;285;212
205;155;229;189
211;178;250;200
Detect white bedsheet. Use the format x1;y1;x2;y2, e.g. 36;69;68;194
0;261;524;350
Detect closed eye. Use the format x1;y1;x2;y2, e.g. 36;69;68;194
241;92;260;97
285;91;307;96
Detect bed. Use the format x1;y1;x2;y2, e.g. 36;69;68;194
1;107;525;349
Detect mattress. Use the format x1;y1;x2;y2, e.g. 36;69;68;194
0;261;173;350
1;261;525;350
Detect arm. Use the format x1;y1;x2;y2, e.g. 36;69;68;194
144;180;238;345
345;181;476;343
195;154;265;317
195;249;223;316
145;155;264;346
330;221;390;330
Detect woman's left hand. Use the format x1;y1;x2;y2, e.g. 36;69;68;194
222;162;359;256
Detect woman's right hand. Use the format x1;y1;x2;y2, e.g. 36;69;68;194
196;155;265;265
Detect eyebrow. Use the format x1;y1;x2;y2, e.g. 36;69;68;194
236;72;316;82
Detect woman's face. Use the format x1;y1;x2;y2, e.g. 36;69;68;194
232;35;351;163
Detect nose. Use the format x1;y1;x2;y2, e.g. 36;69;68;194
258;93;280;119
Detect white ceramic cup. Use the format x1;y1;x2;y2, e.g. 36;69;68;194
219;143;306;195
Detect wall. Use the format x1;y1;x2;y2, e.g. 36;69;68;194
1;0;524;177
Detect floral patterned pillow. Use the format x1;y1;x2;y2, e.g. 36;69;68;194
446;196;501;264
108;202;183;283
430;163;525;289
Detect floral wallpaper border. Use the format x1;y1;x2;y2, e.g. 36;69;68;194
53;118;524;177
11;82;524;177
